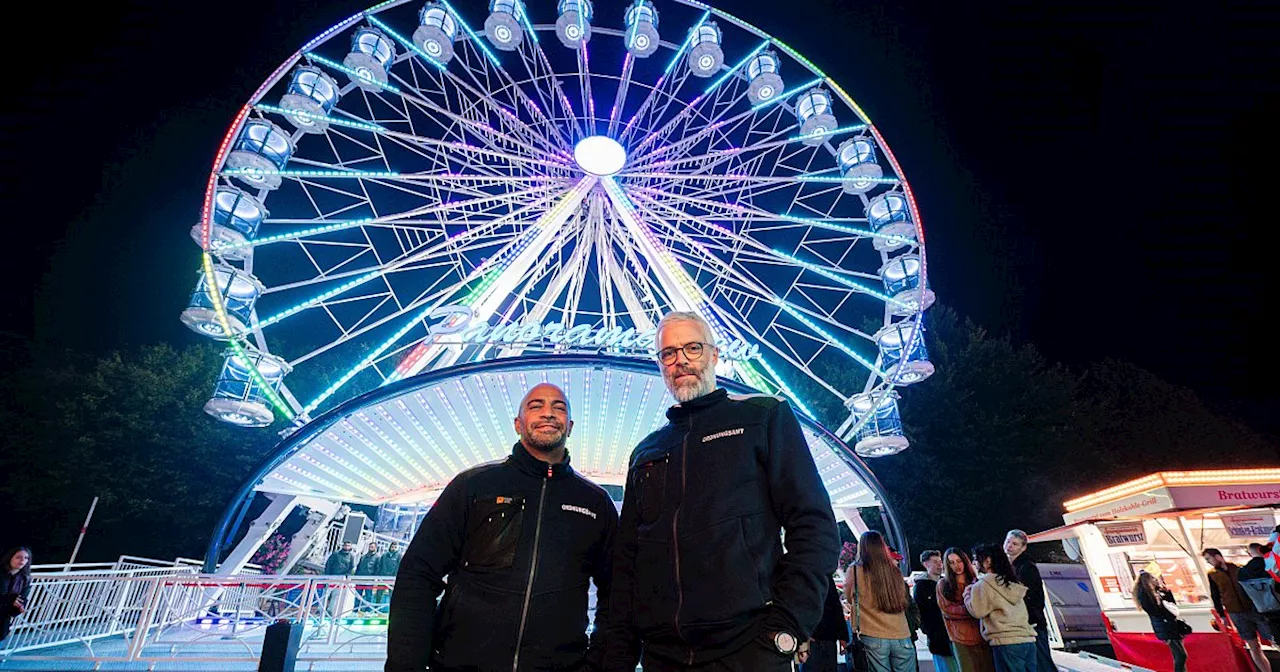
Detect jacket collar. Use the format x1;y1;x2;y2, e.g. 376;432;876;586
508;441;573;479
665;387;728;423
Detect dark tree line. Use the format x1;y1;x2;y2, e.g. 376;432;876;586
1;307;1276;565
795;307;1279;562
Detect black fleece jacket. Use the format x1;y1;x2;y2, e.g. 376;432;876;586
602;388;840;669
386;443;617;671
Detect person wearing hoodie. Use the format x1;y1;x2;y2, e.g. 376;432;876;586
964;544;1037;672
937;548;994;672
914;550;957;672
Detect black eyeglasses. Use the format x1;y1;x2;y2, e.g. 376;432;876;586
657;341;715;365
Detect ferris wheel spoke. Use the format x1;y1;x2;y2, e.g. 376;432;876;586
627;188;883;283
367;15;566;157
441;0;578;151
608;53;635;136
624;184;910;249
237;183;564;255
251;190;568;332
576;46;596;131
616;9;709;143
451;37;574;153
629;191;886;348
513;23;588;141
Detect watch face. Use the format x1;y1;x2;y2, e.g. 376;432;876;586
775;632;796;653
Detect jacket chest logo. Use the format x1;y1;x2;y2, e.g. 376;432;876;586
701;427;744;443
561;504;597;519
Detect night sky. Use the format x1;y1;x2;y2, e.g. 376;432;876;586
3;0;1277;432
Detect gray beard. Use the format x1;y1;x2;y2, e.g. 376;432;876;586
672;373;716;403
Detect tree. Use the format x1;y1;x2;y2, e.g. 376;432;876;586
0;342;278;562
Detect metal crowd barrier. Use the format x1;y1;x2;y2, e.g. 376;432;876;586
0;573;395;670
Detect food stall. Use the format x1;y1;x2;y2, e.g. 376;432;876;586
1029;468;1280;672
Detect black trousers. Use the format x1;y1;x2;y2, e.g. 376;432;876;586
641;641;793;672
798;640;838;672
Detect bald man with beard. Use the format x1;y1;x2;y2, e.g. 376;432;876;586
387;383;619;672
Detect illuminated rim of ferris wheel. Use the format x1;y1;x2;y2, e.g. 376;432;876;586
180;0;937;458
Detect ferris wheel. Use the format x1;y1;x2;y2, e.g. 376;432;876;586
180;0;936;457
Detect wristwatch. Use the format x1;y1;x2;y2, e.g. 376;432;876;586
772;631;798;655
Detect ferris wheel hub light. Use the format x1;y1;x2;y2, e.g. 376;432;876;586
574;136;627;176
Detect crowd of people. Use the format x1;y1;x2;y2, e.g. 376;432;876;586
840;531;1055;672
322;539;404;612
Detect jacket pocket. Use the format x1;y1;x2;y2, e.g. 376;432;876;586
462;496;525;570
635;455;669;526
680;516;764;630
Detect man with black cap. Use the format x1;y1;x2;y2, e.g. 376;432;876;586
386;383;618;671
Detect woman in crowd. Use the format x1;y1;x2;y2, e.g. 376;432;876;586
1133;571;1189;672
964;544;1037;672
843;530;915;672
1;547;32;643
937;548;995;672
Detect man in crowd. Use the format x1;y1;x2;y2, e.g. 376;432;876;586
913;550;956;672
604;311;840;671
324;540;357;576
387;383;618;672
1005;529;1053;672
1238;541;1280;640
376;541;402;613
355;542;383;612
1204;547;1273;672
323;540;358;615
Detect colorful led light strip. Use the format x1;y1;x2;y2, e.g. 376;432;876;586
440;0;502;68
378;406;447;483
222;168;401;179
358;410;431;484
256;269;384;331
305;53;402;93
253;104;385;133
779;304;886;378
325;431;404;491
367;15;447;71
396;398;459;475
789;124;868;143
212;217;377;252
705;40;769;95
751;77;824;111
771;248;910;309
342;419;418;487
300;302;439;415
664;10;711;76
434;388;485;465
295;449;378;499
515;1;539;43
795;175;899;185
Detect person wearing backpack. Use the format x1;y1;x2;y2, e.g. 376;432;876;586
1239;542;1280;642
1203;547;1272;672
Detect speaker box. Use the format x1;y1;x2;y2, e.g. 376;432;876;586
258;619;303;672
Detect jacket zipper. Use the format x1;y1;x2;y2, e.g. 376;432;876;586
512;464;552;671
673;416;693;664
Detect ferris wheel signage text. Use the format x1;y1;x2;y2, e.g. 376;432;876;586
426;305;762;362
